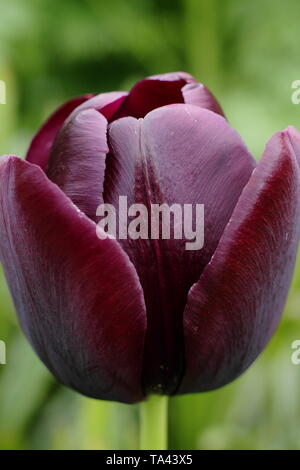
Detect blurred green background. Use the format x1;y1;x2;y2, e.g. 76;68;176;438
0;0;300;450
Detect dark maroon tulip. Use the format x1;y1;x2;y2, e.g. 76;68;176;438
0;72;299;403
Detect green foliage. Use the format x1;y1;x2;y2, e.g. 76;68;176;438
0;0;300;450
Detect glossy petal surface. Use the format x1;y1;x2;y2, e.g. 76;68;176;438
182;83;225;117
0;156;146;403
180;127;300;393
26;92;127;171
26;95;93;170
66;92;128;123
105;104;255;394
47;109;109;221
114;72;224;119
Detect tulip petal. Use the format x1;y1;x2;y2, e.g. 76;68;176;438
26;95;94;170
179;127;300;394
0;156;146;403
106;104;255;394
65;91;128;123
47;109;109;221
114;71;224;119
182;83;225;117
148;71;196;82
26;92;127;171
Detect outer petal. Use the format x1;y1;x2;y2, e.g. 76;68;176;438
26;95;94;170
65;91;127;123
26;92;127;171
114;71;224;119
179;127;300;394
47;109;109;221
106;104;255;394
0;156;146;403
182;83;224;117
148;71;195;82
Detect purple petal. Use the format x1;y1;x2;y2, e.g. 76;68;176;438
113;71;224;119
26;92;127;171
147;71;196;82
106;104;255;394
66;91;128;123
179;127;300;394
26;95;94;170
182;83;225;117
47;109;109;221
0;156;146;403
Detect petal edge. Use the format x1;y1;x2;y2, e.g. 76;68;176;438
180;128;300;394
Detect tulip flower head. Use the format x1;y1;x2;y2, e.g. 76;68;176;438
0;72;299;403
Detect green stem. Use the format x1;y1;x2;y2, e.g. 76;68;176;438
140;395;168;450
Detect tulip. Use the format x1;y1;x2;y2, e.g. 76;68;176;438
0;71;300;408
